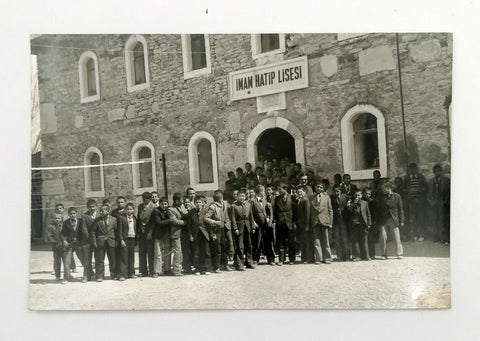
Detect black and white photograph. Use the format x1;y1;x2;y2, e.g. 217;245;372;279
29;32;452;310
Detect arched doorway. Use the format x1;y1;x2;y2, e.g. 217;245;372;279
256;128;296;163
247;117;305;167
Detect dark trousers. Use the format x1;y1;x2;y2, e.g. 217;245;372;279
300;230;314;263
432;203;449;243
52;246;64;279
63;246;84;281
77;244;94;280
138;235;154;275
117;238;136;278
210;228;228;270
333;221;349;260
313;224;332;262
234;230;253;268
276;225;295;263
225;228;235;259
367;224;377;259
251;227;262;263
197;233;212;272
408;197;425;239
181;230;192;272
350;224;369;260
94;244;116;279
262;226;276;263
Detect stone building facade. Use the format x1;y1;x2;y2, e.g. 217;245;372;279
31;33;452;213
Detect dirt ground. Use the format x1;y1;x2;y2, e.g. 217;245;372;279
28;241;450;310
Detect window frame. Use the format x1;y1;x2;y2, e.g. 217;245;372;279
188;131;219;191
125;35;150;93
181;34;212;80
251;34;286;59
340;104;387;180
83;146;105;198
78;51;100;103
131;141;157;195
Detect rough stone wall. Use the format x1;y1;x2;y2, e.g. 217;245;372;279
32;33;452;210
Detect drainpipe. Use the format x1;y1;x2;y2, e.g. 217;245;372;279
395;33;410;177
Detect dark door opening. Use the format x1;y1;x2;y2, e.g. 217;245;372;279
256;128;296;164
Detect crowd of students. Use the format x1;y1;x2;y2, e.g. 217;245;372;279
44;159;450;284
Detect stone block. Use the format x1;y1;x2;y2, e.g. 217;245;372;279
228;111;241;133
107;108;125;122
40;103;57;134
319;55;338;77
359;45;396;76
152;102;160;114
126;105;136;119
410;39;441;63
256;93;286;114
75;116;83;128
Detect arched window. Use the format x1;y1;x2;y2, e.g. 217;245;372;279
78;51;100;103
131;141;156;194
341;104;387;180
125;35;150;92
181;34;212;79
84;147;105;197
188;131;218;191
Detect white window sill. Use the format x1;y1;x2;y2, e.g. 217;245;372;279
184;66;212;80
85;190;105;198
252;48;286;60
133;186;157;196
127;82;150;93
191;182;218;192
80;94;100;104
347;168;387;181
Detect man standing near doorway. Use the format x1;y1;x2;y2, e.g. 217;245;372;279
428;164;450;245
310;183;333;264
378;183;404;259
204;190;233;273
273;183;295;265
405;163;428;242
137;192;155;277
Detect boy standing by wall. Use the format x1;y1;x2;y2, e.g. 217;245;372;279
116;203;138;280
91;204;118;281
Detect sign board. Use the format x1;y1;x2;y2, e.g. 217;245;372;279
228;56;308;101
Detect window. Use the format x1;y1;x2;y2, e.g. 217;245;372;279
78;51;100;103
125;35;150;92
181;34;212;79
188;131;219;191
251;34;286;59
131;141;157;194
340;104;387;180
83;147;105;197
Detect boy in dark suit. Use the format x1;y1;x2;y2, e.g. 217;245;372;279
137;192;155;277
428;164;450;244
363;188;378;259
346;190;372;261
273;183;295;265
46;213;65;282
310;183;334;264
204;190;233;273
81;199;97;282
296;185;313;263
60;207;88;283
167;193;189;276
91;204;118;281
189;195;212;275
116;203;137;280
111;196;126;218
331;185;350;261
151;196;171;277
340;174;359;199
231;190;255;270
251;184;275;265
